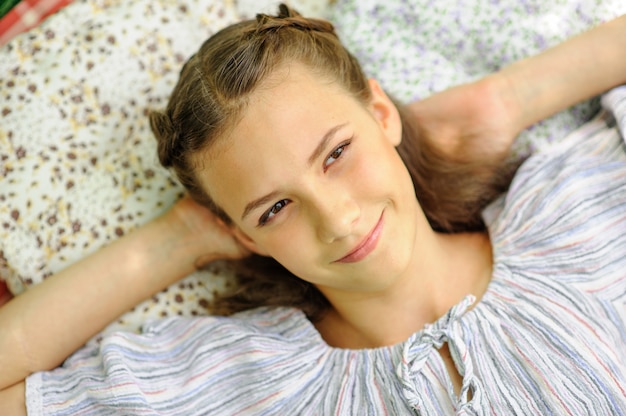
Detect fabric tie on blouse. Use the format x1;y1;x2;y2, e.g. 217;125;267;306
397;295;484;414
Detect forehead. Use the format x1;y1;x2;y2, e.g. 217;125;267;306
194;63;365;222
204;63;347;154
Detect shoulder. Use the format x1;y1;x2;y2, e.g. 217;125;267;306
26;308;329;414
139;306;320;350
486;112;626;274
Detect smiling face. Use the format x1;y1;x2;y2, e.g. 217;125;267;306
196;63;431;298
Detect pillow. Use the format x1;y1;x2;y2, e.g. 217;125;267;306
330;0;626;157
0;0;240;334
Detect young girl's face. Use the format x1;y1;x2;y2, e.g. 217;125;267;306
197;63;430;297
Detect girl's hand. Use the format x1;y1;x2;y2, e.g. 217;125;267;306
0;194;250;393
413;14;626;163
407;74;520;163
166;195;251;268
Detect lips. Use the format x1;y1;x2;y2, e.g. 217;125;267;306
335;212;384;263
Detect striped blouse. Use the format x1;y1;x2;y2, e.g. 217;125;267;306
26;89;626;415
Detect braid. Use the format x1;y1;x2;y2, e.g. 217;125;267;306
276;2;295;18
150;110;178;168
250;3;336;37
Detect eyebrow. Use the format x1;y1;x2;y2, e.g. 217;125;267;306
240;123;348;221
307;123;348;167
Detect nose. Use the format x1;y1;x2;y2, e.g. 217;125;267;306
313;187;360;244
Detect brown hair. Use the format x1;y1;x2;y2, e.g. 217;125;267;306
150;4;517;321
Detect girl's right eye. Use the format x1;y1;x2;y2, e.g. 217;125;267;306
258;199;290;226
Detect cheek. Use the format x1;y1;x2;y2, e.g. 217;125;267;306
354;143;406;193
254;223;313;265
260;232;317;281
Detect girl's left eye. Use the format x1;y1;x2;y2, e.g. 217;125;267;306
324;140;351;170
258;199;290;226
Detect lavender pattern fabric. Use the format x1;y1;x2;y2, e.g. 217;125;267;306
330;0;626;157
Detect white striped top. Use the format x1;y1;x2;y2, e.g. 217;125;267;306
26;88;626;415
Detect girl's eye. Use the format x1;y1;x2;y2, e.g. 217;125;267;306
258;199;290;226
324;140;351;170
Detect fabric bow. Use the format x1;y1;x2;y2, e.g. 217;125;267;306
396;295;483;414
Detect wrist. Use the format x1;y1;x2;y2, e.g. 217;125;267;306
155;204;223;269
149;212;209;274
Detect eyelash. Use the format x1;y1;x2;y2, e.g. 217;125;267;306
257;139;352;227
258;199;289;226
324;139;351;171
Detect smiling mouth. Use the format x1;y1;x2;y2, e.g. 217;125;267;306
335;212;384;263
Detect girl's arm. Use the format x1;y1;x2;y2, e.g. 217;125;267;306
500;13;626;134
408;14;626;160
0;196;248;394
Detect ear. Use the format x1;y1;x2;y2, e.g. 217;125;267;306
231;227;270;256
367;79;402;146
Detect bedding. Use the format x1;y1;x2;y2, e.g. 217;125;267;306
1;0;625;336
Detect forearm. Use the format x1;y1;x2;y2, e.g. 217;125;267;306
500;14;626;133
0;212;212;391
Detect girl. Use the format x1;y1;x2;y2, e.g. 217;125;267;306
1;5;626;414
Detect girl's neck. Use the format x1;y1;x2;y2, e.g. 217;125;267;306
314;231;493;349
